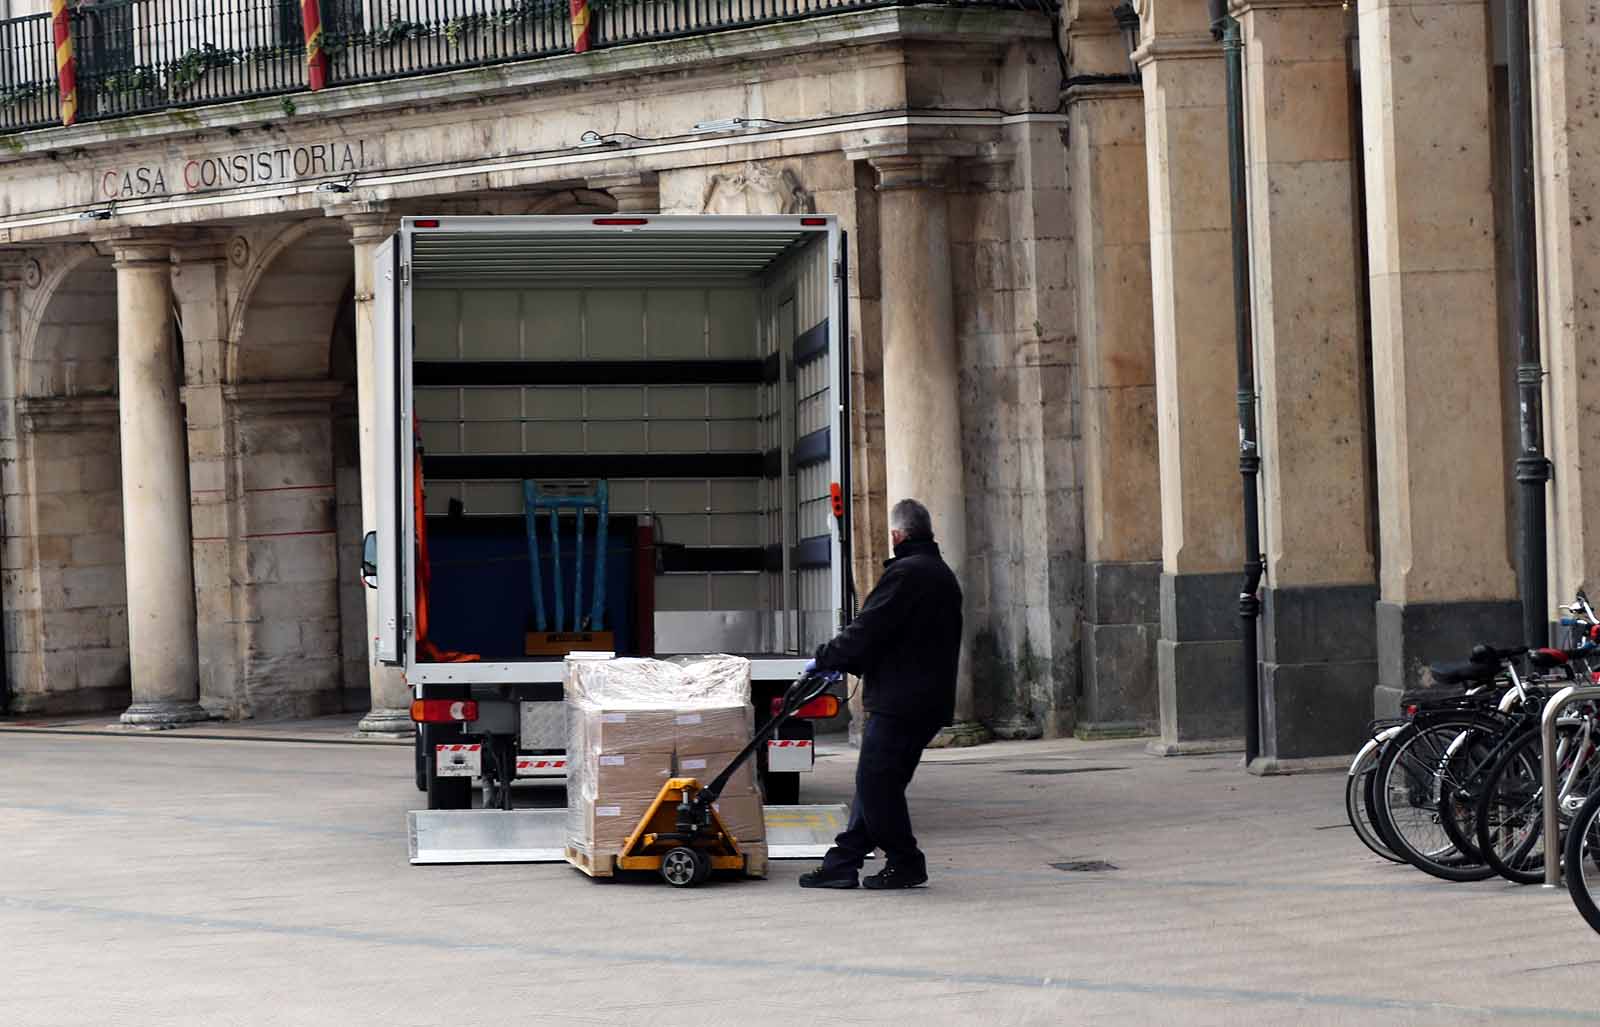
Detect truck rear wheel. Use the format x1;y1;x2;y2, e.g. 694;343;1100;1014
423;723;472;810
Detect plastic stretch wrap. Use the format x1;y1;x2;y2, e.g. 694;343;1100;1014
564;655;764;861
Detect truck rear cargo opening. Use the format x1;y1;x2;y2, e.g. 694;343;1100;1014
365;215;854;810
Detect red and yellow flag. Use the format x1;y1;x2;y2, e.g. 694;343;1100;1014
570;0;590;53
52;0;75;126
303;0;327;90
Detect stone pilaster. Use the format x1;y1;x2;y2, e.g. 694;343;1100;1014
1237;0;1376;766
1067;72;1160;739
870;151;986;748
1534;0;1600;631
1135;21;1246;753
112;240;208;727
1358;0;1518;711
341;207;413;737
172;239;244;717
227;381;346;720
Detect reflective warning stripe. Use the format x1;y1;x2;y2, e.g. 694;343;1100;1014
437;744;481;753
516;758;567;770
769;740;813;748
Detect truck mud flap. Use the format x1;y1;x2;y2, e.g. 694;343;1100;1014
407;804;854;865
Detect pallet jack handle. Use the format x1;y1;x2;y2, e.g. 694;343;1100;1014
688;671;837;813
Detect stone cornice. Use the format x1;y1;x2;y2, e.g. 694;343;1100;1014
1231;0;1346;13
18;395;119;433
221;380;348;417
1063;81;1146;105
1132;31;1223;67
0;8;1050;163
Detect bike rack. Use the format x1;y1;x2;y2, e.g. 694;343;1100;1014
1542;684;1600;886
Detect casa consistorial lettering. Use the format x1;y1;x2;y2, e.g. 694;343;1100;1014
99;139;375;200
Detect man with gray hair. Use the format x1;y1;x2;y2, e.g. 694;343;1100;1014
798;497;963;890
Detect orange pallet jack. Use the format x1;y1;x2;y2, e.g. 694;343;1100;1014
582;670;837;887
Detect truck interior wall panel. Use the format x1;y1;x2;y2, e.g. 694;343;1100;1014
414;286;762;363
422;453;766;480
412;360;766;387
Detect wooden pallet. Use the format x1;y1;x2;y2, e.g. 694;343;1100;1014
564;845;617;878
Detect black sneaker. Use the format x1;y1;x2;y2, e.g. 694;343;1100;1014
798;867;859;889
863;865;927;890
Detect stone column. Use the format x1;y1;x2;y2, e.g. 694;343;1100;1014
1359;0;1518;711
1135;17;1246;752
866;153;985;746
113;241;208;727
1238;0;1377;766
344;210;413;737
1068;68;1161;739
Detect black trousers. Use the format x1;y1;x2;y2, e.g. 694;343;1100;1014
820;712;942;873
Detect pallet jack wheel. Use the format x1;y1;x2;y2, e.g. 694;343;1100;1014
661;847;708;888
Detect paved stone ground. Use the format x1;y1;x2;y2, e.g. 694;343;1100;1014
4;726;1600;1026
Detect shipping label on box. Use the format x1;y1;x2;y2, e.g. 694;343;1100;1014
585;708;677;756
674;704;755;756
592;751;674;806
577;797;657;855
678;750;757;795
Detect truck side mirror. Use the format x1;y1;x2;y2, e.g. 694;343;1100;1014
361;531;378;589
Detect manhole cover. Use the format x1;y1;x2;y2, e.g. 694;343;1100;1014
1050;860;1118;873
1005;766;1127;776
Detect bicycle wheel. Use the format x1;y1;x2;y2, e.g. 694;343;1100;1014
1346;738;1403;863
1435;718;1505;864
1478;722;1600;885
1565;789;1600;934
1373;712;1501;882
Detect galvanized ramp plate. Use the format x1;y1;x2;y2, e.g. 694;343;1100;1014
409;804;854;865
409;809;567;865
758;804;853;859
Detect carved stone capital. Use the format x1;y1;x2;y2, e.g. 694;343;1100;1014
869;154;955;193
1132;31;1222;68
590;172;660;214
0;251;43;289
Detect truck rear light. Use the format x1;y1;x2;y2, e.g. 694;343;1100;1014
594;217;649;226
774;695;840;719
830;482;845;519
413;219;441;228
801;217;827;226
411;698;478;723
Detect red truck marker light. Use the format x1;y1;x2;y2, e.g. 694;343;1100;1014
594;217;649;226
413;219;441;228
411;698;478;723
774;695;841;719
829;482;845;519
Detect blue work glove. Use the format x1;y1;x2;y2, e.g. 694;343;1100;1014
803;659;818;675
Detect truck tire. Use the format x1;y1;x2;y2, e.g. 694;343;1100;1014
760;769;800;805
423;723;472;810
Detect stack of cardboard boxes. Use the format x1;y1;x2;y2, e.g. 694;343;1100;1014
565;655;768;875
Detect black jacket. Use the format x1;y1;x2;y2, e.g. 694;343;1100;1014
812;537;963;727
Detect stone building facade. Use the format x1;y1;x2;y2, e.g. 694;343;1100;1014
0;0;1594;767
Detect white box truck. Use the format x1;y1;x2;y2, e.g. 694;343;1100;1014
363;215;855;811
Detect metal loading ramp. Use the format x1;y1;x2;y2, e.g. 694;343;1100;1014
408;804;852;866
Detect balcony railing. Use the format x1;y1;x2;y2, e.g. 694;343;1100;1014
0;0;1030;134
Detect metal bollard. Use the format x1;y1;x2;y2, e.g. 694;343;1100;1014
1542;685;1600;886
